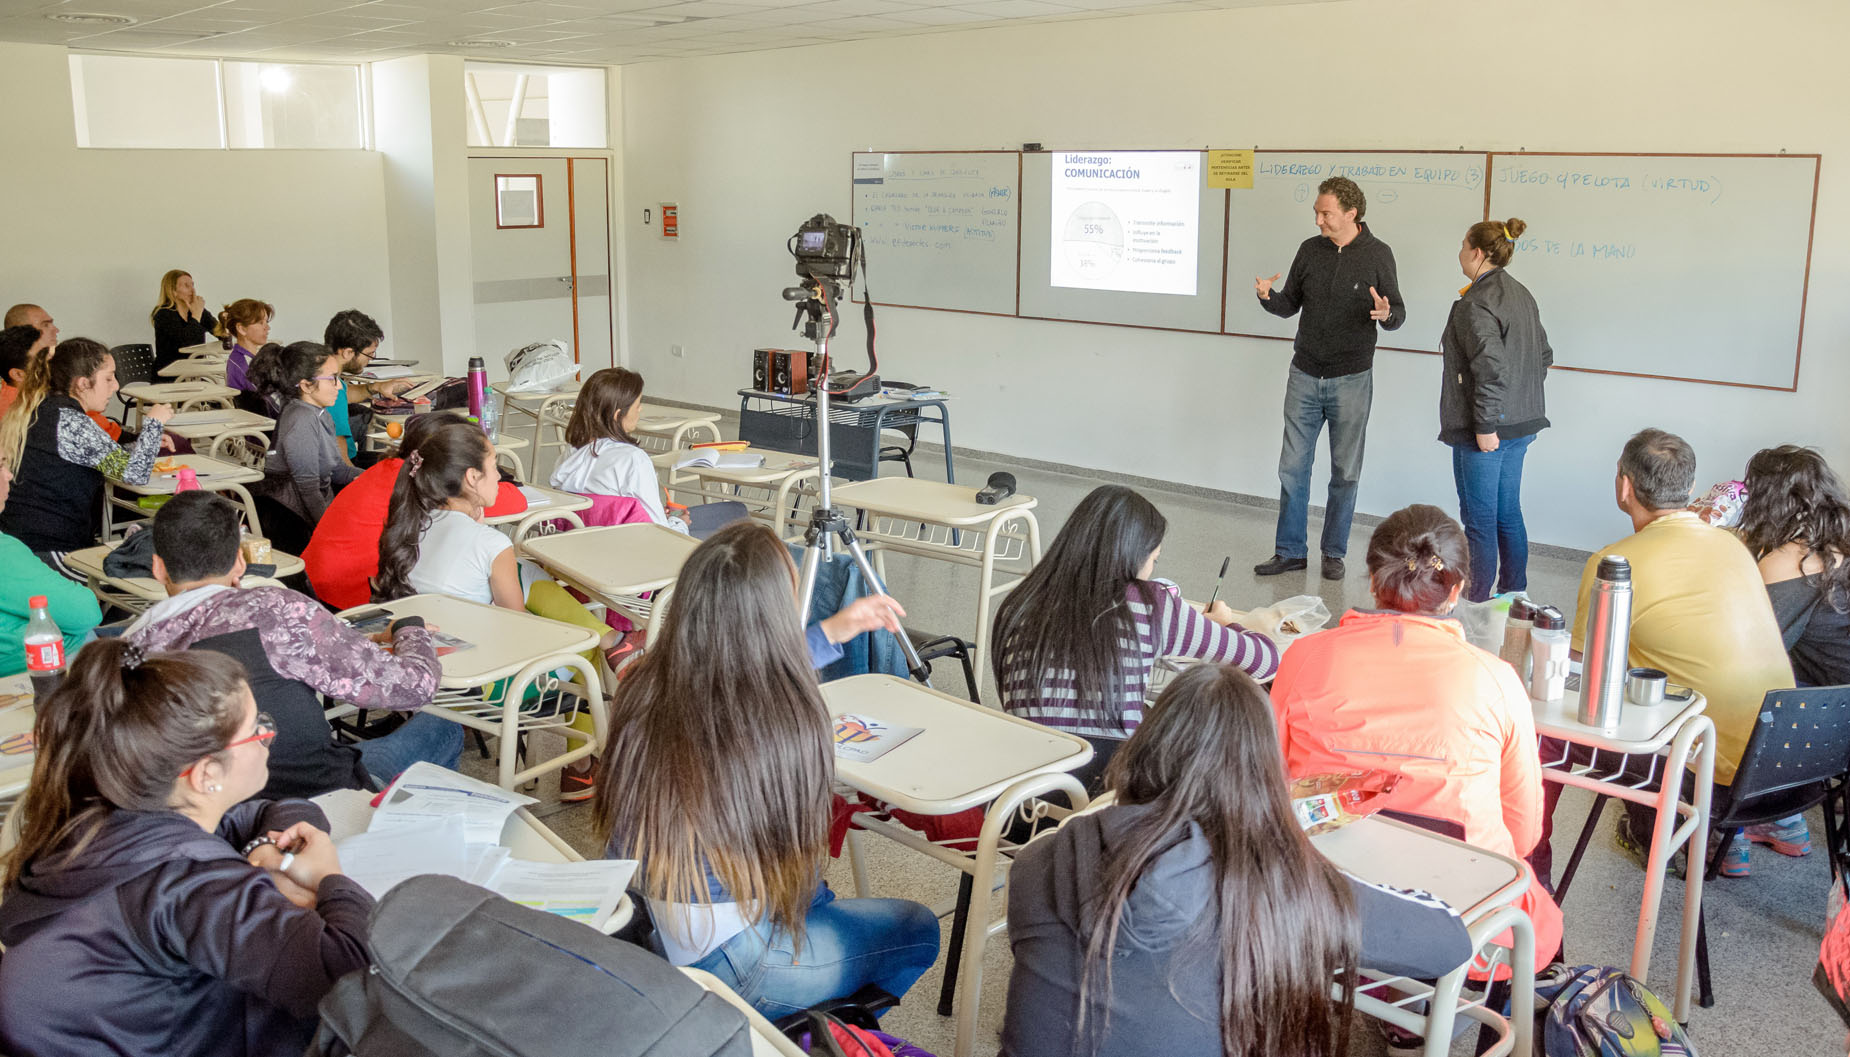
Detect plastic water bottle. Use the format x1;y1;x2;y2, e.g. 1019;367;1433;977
466;356;487;422
1578;556;1634;730
174;465;199;493
23;595;65;701
1500;597;1535;675
480;388;501;439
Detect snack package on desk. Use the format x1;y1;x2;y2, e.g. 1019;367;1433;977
1290;770;1401;835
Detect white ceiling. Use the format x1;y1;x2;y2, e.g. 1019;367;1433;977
0;0;1324;66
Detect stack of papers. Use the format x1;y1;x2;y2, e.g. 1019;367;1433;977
517;485;554;507
332;763;637;930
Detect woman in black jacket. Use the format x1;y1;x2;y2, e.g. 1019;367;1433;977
0;640;373;1057
150;269;217;371
1439;216;1553;601
1002;663;1473;1057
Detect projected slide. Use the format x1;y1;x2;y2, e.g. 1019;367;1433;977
1049;151;1201;296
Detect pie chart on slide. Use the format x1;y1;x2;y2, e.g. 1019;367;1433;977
1061;202;1124;279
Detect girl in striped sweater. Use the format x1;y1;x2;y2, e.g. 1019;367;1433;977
992;485;1278;791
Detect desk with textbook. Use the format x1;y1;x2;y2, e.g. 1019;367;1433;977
820;673;1092;1057
651;449;822;539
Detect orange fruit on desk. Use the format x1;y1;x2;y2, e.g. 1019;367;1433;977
385;421;404;439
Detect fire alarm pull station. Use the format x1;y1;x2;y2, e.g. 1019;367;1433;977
661;203;679;239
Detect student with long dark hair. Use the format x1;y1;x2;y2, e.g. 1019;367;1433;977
373;421;530;608
305;411;526;610
0;639;373;1057
1003;663;1472;1057
251;340;361;555
991;485;1277;789
1739;445;1850;687
592;520;940;1018
1271;503;1560;972
1724;445;1850;864
0;338;171;560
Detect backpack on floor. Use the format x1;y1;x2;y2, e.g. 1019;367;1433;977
308;874;751;1057
1534;964;1698;1057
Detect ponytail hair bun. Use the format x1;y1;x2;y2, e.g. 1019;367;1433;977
1465;218;1526;268
1365;504;1470;614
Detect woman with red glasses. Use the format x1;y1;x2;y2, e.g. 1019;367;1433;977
0;639;373;1057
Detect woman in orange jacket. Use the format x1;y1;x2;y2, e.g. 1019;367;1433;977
1271;503;1562;973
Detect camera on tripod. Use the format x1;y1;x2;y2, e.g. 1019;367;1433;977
790;214;859;282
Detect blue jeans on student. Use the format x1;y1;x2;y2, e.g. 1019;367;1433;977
356;711;465;789
1451;433;1535;602
1276;366;1373;560
690;884;942;1019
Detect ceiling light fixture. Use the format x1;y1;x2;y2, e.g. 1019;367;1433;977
448;38;515;48
46;12;137;25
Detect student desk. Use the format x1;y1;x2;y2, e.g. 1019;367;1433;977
737;388;953;483
102;454;264;539
338;594;604;791
156;358;228;380
518;523;699;645
1312;816;1536;1057
119;381;237;429
494;380;582;469
0;673;35;802
62;540;304;613
820;674;1092;1057
650;450;821;539
313;782;636;934
484;484;593;543
1536;687;1715;1022
828;478;1040;679
162;408;274;443
634;404;723;453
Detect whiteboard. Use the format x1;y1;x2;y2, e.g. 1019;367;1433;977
851;152;1019;315
1018;151;1226;332
1486;154;1817;389
1222;152;1489;353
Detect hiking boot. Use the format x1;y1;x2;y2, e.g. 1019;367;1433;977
1253;554;1308;576
1746;815;1812;857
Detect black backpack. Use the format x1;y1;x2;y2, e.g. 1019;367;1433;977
308;874;752;1057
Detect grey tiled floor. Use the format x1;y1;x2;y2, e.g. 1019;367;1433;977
479;423;1840;1057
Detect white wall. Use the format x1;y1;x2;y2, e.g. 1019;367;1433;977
615;0;1850;552
0;43;391;354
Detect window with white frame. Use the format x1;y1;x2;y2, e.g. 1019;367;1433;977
69;53;365;149
463;62;606;149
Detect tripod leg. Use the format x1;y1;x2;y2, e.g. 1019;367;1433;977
797;538;826;621
840;535;932;684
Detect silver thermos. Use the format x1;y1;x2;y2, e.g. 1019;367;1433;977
1578;555;1634;730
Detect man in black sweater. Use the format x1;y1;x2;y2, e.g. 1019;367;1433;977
1252;176;1404;581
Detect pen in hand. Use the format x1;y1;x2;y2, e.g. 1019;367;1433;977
1206;556;1230;608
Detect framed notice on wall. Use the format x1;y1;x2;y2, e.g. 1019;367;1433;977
495;173;543;229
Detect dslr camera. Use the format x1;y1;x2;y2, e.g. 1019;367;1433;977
790;214;859;281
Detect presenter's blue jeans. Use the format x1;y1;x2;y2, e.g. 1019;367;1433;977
690;884;942;1019
356;711;465;790
1276;366;1372;560
1451;432;1535;602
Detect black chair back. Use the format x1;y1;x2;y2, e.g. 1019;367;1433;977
1728;685;1850;809
110;344;156;388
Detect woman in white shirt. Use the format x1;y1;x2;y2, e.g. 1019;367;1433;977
372;421;523;607
549;367;678;529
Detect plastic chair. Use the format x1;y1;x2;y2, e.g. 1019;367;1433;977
1695;684;1850;1007
906;628;979;703
110;344;156;388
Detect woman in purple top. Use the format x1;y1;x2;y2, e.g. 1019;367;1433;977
991;485;1279;791
214;297;273;392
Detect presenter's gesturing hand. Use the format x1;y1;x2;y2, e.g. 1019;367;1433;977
1368;286;1392;322
1255;273;1281;300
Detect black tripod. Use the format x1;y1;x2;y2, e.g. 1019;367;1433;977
784;274;930;682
